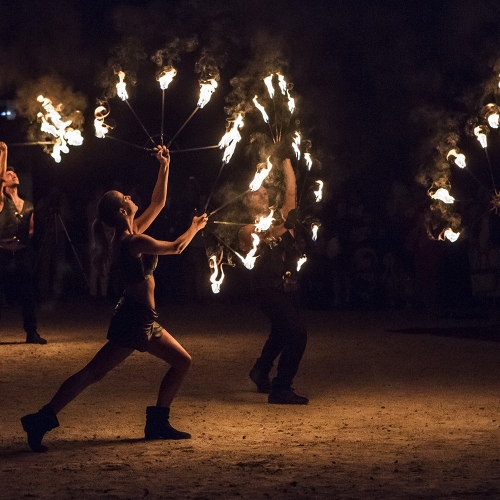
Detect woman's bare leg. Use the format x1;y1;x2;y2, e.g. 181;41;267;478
48;342;134;414
146;330;191;408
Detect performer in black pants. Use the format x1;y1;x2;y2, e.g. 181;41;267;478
0;141;46;344
239;157;308;405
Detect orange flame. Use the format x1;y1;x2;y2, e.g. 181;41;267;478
255;209;275;232
157;67;177;90
197;79;218;108
209;255;224;294
252;95;269;123
249;157;273;191
263;74;274;99
430;187;454;204
292;131;301;160
446;149;466;168
218;113;244;164
297;255;307;271
314;180;323;202
473;125;488;148
442;228;460;242
116;71;128;101
94;105;112;139
304;152;313;170
239;233;260;269
311;223;320;241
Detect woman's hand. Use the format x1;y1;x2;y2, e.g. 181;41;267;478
155;145;170;168
192;213;208;231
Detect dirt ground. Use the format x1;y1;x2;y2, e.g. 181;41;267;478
1;297;500;499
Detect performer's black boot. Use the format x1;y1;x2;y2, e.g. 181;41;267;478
144;406;191;440
20;404;59;452
25;331;47;344
249;358;272;394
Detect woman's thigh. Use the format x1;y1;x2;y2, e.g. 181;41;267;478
146;329;191;368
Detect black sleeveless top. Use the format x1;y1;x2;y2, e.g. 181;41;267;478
0;195;34;246
112;234;158;288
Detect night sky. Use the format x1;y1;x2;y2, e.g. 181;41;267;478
2;0;500;255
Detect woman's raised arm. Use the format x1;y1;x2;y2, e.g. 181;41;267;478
133;146;170;234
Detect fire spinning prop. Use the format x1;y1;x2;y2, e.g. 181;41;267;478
422;63;500;243
203;71;323;293
93;66;220;157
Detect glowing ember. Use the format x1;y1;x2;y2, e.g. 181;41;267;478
36;95;83;163
116;71;128;101
197;79;218;108
292;131;301;160
314;180;324;202
446;149;466;168
94;105;112;139
239;233;260;269
442;228;460;242
430;187;455;204
297;255;307;271
304;152;313;171
473;125;488;148
219;113;244;164
311;223;320;241
255;209;275;232
488;113;499;129
157;67;177;90
209;255;224;294
249;157;273;191
263;74;274;99
252;95;269;123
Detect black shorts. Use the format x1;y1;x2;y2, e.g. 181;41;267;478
107;296;164;352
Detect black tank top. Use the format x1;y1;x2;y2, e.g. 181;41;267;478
112;234;158;287
0;195;34;246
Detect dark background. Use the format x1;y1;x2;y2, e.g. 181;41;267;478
1;0;500;307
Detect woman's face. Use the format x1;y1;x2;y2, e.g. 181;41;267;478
244;186;269;215
109;190;137;217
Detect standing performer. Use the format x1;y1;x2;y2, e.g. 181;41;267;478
239;157;308;404
0;142;46;344
21;146;208;452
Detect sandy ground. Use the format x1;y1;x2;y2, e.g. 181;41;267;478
1;297;500;499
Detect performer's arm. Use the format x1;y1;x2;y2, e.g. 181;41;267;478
133;146;170;234
130;214;208;255
268;157;297;240
0;142;7;203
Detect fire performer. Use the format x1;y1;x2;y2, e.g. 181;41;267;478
0;142;46;344
21;146;208;452
239;157;308;405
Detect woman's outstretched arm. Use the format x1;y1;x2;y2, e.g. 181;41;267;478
134;146;170;234
130;213;208;256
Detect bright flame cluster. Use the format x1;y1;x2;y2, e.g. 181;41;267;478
37;95;83;163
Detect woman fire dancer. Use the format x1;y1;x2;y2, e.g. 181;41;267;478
239;156;308;405
21;146;208;452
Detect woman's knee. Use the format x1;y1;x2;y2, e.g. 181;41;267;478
177;351;192;372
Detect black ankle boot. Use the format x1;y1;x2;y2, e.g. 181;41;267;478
20;404;59;452
144;406;191;440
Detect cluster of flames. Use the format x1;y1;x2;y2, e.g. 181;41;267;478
36;95;84;163
426;72;500;243
208;72;322;294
